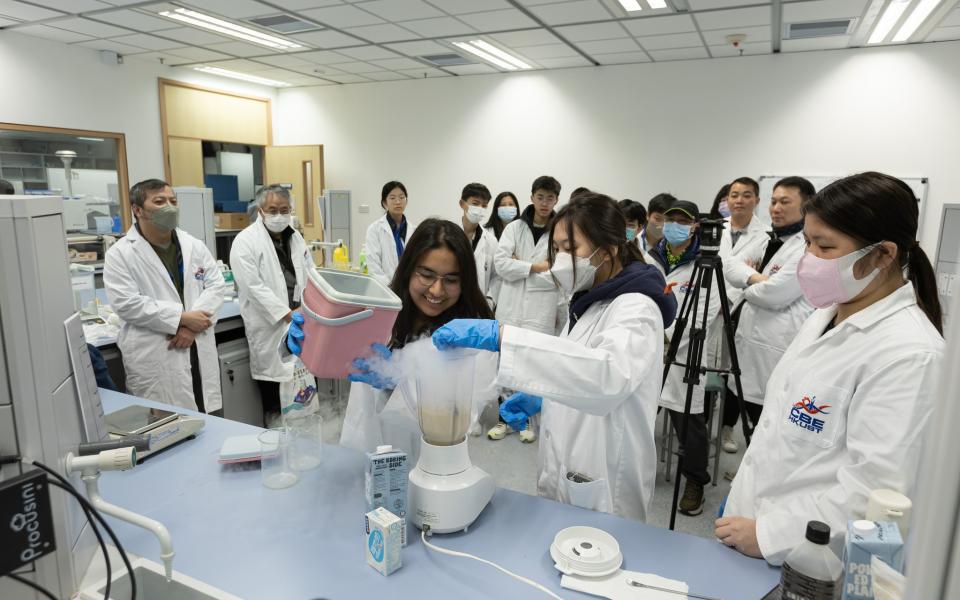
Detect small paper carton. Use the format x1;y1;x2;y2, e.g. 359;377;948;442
842;520;904;600
365;507;402;576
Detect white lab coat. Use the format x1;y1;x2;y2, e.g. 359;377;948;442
484;226;504;308
723;232;814;405
494;219;563;335
103;226;225;412
648;252;720;414
365;214;415;287
725;283;944;565
469;225;499;307
497;293;664;521
230;219;313;382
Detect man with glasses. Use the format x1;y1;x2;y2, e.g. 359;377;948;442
231;184;314;423
104;178;225;413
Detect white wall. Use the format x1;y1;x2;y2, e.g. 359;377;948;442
0;31;277;188
275;41;960;253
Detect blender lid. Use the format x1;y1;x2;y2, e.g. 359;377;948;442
550;526;623;577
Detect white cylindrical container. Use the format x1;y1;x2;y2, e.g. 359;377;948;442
865;489;912;539
780;520;843;600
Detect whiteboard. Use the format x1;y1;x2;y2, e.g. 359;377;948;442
757;175;929;231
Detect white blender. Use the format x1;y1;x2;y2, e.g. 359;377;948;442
403;346;494;535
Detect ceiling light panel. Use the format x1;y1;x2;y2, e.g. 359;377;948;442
194;66;291;87
160;8;304;51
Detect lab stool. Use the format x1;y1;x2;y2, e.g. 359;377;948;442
659;373;727;486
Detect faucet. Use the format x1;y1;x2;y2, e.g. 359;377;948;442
66;448;175;580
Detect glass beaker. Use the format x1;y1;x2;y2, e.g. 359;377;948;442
401;344;477;446
259;428;299;489
287;413;323;471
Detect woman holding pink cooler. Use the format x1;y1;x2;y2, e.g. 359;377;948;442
715;172;944;565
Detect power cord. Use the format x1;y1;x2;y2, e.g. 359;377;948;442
46;479;112;600
6;572;58;600
420;528;565;600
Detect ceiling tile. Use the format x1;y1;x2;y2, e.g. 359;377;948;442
359;0;444;22
177;0;274;19
329;60;383;73
535;55;591;68
578;37;638;54
399;16;476;37
159;26;232;45
51;17;129;37
700;24;770;46
166;46;231;61
299;5;385;28
326;73;373;83
127;51;186;64
514;0;563;5
555;22;626;42
299;65;346;76
490;28;559;47
345;23;421;42
708;39;771;57
208;58;272;72
296;49;355;63
11;24;92;43
636;31;703;50
687;0;769;9
781;35;851;52
649;46;709;61
292;29;364;48
927;25;960;41
245;68;299;80
783;0;869;22
512;42;578;58
255;54;314;67
92;10;177;31
102;0;168;4
458;9;538;31
595;50;651;64
260;0;342;8
424;0;511;15
445;63;499;75
109;33;186;50
206;40;278;57
940;9;960;27
370;56;426;69
33;0;112;12
0;1;64;20
282;73;331;83
363;71;414;81
397;66;451;77
528;0;613;26
0;16;17;26
622;14;696;37
695;6;771;30
76;38;149;54
384;39;449;55
335;45;399;60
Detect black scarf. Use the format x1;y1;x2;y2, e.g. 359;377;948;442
759;220;804;272
568;261;677;331
519;204;552;245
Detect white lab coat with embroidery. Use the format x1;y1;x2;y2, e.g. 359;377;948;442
494;218;563;334
469;225;499;308
104;226;225;412
723;231;814;405
230;218;313;382
725;283;944;565
497;293;665;521
366;214;416;287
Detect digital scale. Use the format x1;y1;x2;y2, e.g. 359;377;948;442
105;405;204;462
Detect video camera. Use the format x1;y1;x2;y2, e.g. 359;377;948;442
698;217;725;256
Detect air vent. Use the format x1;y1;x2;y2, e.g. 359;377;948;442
785;19;856;39
247;14;317;34
421;53;474;67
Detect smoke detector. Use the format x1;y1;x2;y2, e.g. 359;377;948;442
726;34;747;55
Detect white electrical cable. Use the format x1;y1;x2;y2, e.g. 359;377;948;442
420;529;565;600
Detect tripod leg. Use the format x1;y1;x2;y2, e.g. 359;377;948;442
711;260;754;446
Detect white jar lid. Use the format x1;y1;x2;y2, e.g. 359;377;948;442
550;526;623;577
853;520;877;534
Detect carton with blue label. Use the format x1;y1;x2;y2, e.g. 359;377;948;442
365;445;408;546
842;520;904;600
365;507;402;576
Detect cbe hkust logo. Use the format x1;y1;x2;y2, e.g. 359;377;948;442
789;395;830;434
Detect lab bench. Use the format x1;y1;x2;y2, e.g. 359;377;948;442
97;389;781;600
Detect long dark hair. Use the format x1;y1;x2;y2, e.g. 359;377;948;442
388;219;493;348
548;192;646;286
483;191;518;239
804;172;942;334
709;183;730;219
380;180;407;210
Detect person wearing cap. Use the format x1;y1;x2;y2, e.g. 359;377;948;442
647;199;720;517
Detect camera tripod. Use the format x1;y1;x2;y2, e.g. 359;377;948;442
661;249;753;531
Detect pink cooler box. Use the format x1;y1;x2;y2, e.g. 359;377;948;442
299;268;402;378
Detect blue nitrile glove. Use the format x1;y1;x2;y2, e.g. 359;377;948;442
432;319;500;352
347;343;396;390
500;392;543;431
286;312;305;355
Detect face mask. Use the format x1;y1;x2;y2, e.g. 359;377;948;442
465;205;485;225
263;212;291;233
662;222;692;246
718;201;731;218
796;243;881;308
498;206;518;222
143;204;178;232
625;227;638;242
552;249;601;295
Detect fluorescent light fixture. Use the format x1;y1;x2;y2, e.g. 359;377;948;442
893;0;945;42
194;66;291;87
160;8;303;51
648;0;669;8
618;0;643;10
452;40;531;71
868;0;911;44
76;137;104;142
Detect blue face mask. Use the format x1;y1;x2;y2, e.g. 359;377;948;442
663;222;692;246
497;206;518;221
625;227;638;241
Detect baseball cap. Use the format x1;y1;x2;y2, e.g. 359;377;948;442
664;200;700;221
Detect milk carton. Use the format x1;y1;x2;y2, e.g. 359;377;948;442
365;507;402;576
842;520;904;600
365;445;408;545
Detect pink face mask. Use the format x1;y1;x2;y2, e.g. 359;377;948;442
796;244;881;308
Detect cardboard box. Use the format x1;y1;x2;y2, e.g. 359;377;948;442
365;508;402;576
214;212;249;230
365;445;408;546
842;520;904;600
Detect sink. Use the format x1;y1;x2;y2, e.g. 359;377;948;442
79;557;242;600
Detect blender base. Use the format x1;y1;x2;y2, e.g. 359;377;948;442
409;438;494;534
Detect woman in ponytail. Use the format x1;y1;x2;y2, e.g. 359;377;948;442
716;171;944;565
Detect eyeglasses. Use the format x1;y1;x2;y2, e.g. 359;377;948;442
414;267;461;288
262;207;293;216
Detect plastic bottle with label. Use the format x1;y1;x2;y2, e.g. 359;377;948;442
333;244;350;270
780;521;843;600
218;260;236;298
359;244;368;274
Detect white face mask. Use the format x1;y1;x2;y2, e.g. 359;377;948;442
465;205;485;225
262;212;291;233
552;249;601;295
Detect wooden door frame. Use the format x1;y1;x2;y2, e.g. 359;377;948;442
0;121;131;229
